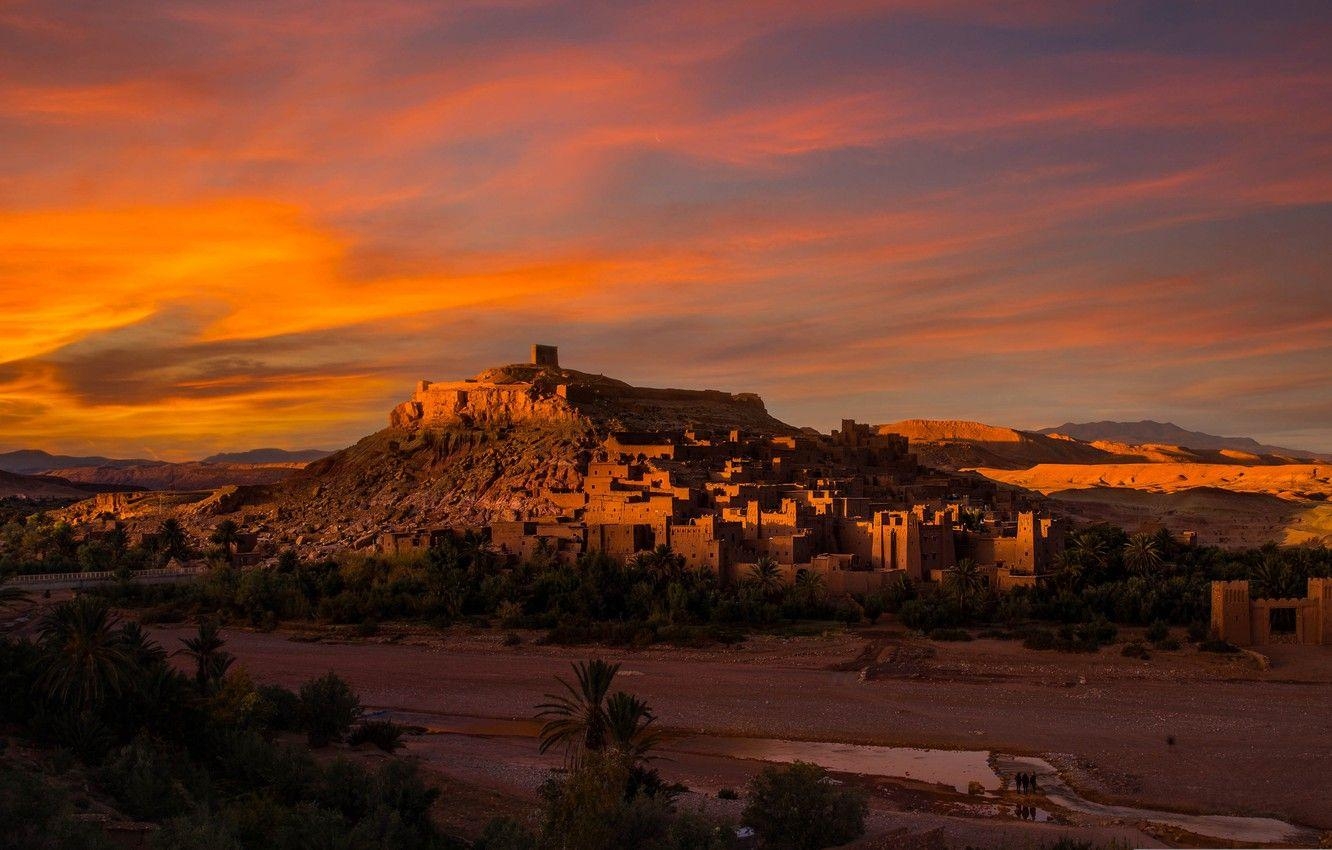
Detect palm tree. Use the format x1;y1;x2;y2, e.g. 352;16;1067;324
118;621;167;668
630;545;686;581
176;620;235;695
605;691;660;762
1250;556;1302;599
943;558;985;610
1068;532;1108;575
36;597;134;709
1051;550;1084;593
1123;533;1164;576
536;658;620;760
158;518;190;563
794;568;825;606
210;520;240;557
747;556;782;599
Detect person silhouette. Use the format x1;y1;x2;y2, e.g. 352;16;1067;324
1029;773;1038;793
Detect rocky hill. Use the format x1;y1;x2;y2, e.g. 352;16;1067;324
0;469;96;500
882;419;1320;471
877;420;1131;469
80;358;802;552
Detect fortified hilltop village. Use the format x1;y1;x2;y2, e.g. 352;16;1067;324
68;345;1332;646
382;344;1062;595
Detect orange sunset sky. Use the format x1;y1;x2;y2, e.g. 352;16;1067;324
2;1;1330;459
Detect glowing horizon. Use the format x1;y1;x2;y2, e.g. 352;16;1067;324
2;1;1330;459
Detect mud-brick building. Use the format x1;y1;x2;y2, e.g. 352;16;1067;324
1210;578;1332;646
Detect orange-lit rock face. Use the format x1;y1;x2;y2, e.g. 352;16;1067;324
390;380;580;430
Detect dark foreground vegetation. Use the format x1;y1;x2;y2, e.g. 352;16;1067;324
0;594;453;849
0;588;871;850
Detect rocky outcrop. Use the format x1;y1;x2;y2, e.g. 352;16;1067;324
389;363;794;435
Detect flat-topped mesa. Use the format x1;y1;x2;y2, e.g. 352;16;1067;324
390;344;788;432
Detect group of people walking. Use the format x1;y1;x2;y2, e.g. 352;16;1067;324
1013;771;1039;793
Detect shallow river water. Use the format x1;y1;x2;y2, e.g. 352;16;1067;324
395;710;1317;846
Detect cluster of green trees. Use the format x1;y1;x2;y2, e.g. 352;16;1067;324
891;527;1332;641
0;511;192;575
99;542;865;645
472;658;868;850
0;593;453;850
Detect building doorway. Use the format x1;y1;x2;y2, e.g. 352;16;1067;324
1269;607;1297;635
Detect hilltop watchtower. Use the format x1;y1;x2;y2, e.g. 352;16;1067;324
531;344;559;369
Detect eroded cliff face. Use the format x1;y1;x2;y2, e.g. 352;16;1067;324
390;381;582;430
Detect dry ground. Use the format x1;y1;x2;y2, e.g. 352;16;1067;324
145;622;1332;847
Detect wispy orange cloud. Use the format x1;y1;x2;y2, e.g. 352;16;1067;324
1;1;1329;455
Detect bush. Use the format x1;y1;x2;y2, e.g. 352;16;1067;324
1200;638;1239;654
474;817;537;850
0;760;115;849
299;672;362;747
1145;620;1169;643
927;627;972;642
742;761;867;850
1154;636;1181;651
348;719;404;752
151;814;242;850
252;684;302;733
1121;641;1150;660
717;787;739;800
99;736;200;820
1024;620;1115;653
1023;628;1056;651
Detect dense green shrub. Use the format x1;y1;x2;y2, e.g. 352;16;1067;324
252;684;302;733
99;736;201;820
348;719;405;752
741;761;866;850
299;672;362;747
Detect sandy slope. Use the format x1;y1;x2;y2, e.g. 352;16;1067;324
972;463;1332;546
972;463;1332;500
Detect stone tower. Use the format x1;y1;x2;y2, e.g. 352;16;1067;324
1311;577;1332;644
1210;580;1252;645
531;344;559;369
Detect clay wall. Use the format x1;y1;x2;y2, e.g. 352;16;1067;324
1210;580;1252;644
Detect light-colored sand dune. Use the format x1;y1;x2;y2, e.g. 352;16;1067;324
971;463;1332;547
973;462;1332;499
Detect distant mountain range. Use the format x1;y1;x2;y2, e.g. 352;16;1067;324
0;449;155;475
1036;421;1331;461
0;447;334;494
201;448;332;464
0;469;104;500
